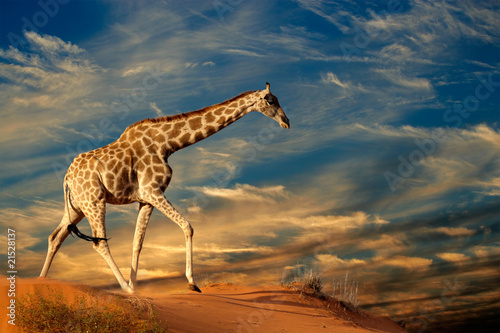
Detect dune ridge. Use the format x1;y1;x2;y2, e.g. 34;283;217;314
0;277;406;332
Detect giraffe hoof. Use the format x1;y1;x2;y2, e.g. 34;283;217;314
188;284;202;293
123;286;135;294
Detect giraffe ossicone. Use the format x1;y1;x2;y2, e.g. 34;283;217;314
40;82;290;293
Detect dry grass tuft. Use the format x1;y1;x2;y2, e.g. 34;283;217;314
302;270;324;293
280;268;361;309
17;285;167;333
332;271;361;307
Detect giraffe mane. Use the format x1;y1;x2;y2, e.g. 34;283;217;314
125;90;257;130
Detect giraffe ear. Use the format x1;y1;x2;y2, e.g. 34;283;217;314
266;82;270;92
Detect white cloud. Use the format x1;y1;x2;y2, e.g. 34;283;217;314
224;48;264;57
0;32;105;152
377;43;434;66
361;1;496;46
184;62;199;69
294;0;352;34
26;31;85;55
191;183;288;202
122;66;146;77
374;68;433;90
149;102;163;117
295;211;388;232
322;72;349;88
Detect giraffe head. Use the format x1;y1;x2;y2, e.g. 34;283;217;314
255;82;290;129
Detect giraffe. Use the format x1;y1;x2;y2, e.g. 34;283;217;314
40;82;290;293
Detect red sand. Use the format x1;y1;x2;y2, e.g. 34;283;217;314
0;277;406;333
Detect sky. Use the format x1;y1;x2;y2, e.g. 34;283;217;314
0;0;499;331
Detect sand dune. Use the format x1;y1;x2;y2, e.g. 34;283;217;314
1;277;406;332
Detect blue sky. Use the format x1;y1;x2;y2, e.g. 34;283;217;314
0;0;499;331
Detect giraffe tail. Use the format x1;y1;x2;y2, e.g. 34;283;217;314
64;180;109;243
67;224;109;243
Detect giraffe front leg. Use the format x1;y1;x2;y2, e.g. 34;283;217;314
184;225;200;292
148;193;201;292
129;203;154;291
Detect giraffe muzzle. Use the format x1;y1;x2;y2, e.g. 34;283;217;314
276;107;290;129
280;116;290;129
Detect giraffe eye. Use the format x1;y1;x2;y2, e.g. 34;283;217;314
265;95;275;105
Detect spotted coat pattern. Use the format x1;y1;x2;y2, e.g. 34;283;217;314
40;83;290;293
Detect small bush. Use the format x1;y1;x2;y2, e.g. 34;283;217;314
300;269;324;293
17;285;167;333
278;266;325;293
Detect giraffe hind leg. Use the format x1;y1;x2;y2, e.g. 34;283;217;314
84;200;133;293
40;207;84;277
93;237;133;293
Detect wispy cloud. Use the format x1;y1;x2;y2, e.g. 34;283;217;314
315;254;367;269
359;234;406;254
149;102;163;117
375;255;433;271
321;72;350;88
121;65;146;77
0;32;106;152
422;227;476;237
436;252;470;263
342;123;500;205
374;68;433;90
192;184;288;202
224;48;264;57
297;0;500;53
1;2;498;330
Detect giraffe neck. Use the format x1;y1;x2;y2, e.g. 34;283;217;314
124;90;260;156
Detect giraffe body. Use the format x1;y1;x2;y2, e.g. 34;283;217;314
40;83;289;293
